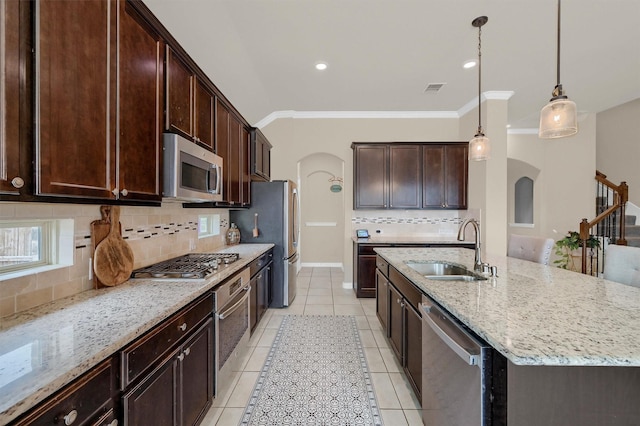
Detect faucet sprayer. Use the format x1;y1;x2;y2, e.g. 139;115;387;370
457;218;487;272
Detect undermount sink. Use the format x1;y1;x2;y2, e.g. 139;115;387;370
406;261;487;281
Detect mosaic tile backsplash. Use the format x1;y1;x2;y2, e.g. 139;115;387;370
351;209;479;237
0;202;230;318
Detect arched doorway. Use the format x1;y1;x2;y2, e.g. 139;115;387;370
297;153;345;267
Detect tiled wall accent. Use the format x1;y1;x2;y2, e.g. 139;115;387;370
0;202;230;318
351;209;480;237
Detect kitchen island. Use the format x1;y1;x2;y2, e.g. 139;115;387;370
0;244;273;425
376;247;640;425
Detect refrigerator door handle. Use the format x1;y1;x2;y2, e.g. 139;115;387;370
292;188;299;247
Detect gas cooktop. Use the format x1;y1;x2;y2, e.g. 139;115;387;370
130;253;240;279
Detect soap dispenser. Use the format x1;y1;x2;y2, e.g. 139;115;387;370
226;223;241;245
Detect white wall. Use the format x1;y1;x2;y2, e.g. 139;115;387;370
596;98;640;206
507;114;597;249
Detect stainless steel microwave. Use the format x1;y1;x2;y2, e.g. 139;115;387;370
163;133;223;202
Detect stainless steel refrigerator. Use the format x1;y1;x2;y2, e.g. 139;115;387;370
230;180;299;307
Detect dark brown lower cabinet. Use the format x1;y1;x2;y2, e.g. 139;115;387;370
10;357;118;426
377;258;422;402
123;317;213;426
249;250;273;333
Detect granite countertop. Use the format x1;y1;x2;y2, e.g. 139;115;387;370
375;247;640;367
0;243;273;424
352;235;474;244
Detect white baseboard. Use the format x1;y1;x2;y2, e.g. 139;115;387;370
300;262;343;269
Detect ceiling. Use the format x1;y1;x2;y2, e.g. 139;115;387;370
144;0;640;130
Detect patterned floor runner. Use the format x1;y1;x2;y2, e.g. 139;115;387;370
239;315;383;425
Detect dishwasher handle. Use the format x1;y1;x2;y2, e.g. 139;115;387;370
420;302;481;366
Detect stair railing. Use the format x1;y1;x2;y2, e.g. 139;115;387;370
579;171;628;275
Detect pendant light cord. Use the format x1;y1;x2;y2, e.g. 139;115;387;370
477;23;483;135
556;0;561;88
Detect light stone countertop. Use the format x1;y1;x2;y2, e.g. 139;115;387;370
0;243;273;424
375;247;640;367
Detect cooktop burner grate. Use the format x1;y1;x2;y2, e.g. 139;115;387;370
130;253;240;279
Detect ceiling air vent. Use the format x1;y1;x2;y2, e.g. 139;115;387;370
424;83;446;94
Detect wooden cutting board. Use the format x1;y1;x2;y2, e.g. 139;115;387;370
93;205;134;286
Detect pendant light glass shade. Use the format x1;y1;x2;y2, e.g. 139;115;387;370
469;132;491;161
539;0;578;139
539;94;578;138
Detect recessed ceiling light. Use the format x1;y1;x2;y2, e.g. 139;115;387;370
463;59;477;69
315;62;328;71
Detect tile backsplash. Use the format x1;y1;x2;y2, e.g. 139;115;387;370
351;209;480;237
0;202;230;318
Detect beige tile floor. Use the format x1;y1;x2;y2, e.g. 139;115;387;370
200;266;423;426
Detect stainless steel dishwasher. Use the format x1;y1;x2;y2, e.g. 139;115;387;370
421;294;493;426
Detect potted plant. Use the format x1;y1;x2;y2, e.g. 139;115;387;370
554;231;601;272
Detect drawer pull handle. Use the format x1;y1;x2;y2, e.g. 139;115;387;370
108;420;119;426
178;323;187;332
397;298;402;304
63;409;78;425
184;347;191;356
177;353;185;362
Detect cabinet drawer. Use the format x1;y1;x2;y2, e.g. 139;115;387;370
389;266;422;313
250;250;273;277
376;256;389;277
13;358;115;426
121;292;212;387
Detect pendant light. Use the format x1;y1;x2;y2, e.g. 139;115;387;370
469;16;490;161
539;0;578;138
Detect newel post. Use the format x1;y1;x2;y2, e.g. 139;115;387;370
579;218;590;274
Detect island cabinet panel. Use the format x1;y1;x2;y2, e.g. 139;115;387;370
423;144;468;209
353;144;388;209
166;46;193;138
353;142;468;210
0;0;22;195
376;260;422;402
36;0;163;202
11;357;118;426
389;145;422;209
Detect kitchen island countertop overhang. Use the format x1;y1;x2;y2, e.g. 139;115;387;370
0;243;274;424
375;247;640;367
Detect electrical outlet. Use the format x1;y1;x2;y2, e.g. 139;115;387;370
189;238;196;251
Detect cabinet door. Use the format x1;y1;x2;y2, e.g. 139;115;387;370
354;144;388;209
256;267;270;323
388;284;403;362
404;304;422;400
123;348;179;426
389;145;422;209
117;0;163;202
0;0;21;195
194;78;214;150
180;318;213;426
375;268;389;334
227;114;242;204
241;126;251;205
444;144;468;209
166;47;192;137
215;99;229;200
356;254;377;298
249;274;258;333
36;0;116;198
422;145;445;208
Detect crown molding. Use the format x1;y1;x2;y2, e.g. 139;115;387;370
254;91;515;129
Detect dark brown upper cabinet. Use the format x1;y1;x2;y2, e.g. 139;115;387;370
215;99;250;205
251;128;272;182
352;142;468;210
353;143;389;209
423;144;468;209
166;47;215;151
36;0;163;202
0;0;22;195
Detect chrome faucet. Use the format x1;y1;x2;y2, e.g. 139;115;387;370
457;218;486;272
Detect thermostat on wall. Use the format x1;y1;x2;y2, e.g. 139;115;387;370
356;229;370;239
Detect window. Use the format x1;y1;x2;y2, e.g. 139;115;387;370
0;219;74;278
514;177;534;224
198;214;220;238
